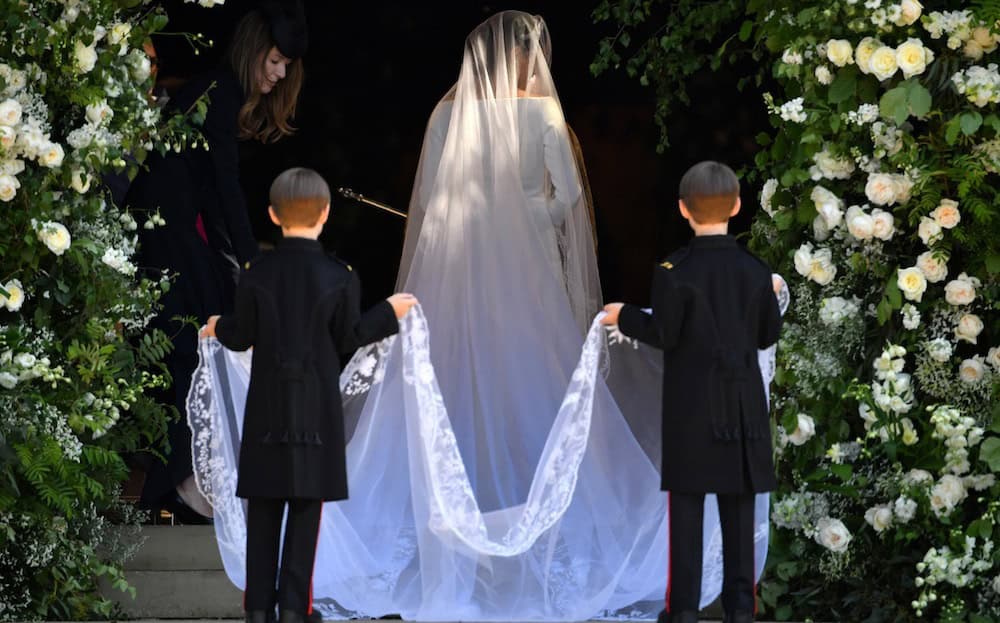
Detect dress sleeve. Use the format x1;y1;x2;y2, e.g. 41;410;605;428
201;75;259;266
541;100;582;227
330;272;399;354
215;278;257;352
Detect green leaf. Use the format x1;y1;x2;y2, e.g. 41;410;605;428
739;20;754;42
886;276;902;309
945;117;962;145
980;437;1000;472
961;111;984;136
828;68;857;104
986;253;1000;275
906;81;932;118
830;463;853;481
880;86;909;125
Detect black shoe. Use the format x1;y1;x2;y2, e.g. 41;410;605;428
245;610;276;623
280;611;323;623
667;611;699;623
657;610;670;623
723;612;754;623
161;492;213;525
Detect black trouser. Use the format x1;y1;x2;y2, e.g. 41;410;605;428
666;491;756;614
245;498;323;615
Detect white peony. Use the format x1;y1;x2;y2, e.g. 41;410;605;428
917;217;942;246
902;304;920;330
811;185;844;228
904;468;933;486
865;173;898;206
894;496;918;523
897;0;922;26
85;100;113;126
14;353;35;368
897;266;927;302
0;371;16;389
809;248;837;285
896;38;931;79
930;474;968;517
129;51;152;83
0;173;19;202
846;205;875;240
788;413;816;446
794;243;814;277
813;215;831;241
826;39;855;67
2;279;24;311
36;221;71;256
869;46;899;81
916;250;948;283
930;199;961;229
782;49;804;65
926;338;953;363
958;358;986;384
955;314;984;344
855;37;883;74
864;504;893;533
0;98;22;127
74;41;98;74
871;208;895;240
944;273;978;306
815;517;852;553
819;296;858;325
70;168;91;194
988;346;1000;371
37;142;64;168
815;65;833;85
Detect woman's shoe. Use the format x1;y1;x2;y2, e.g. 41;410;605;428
161;492;213;525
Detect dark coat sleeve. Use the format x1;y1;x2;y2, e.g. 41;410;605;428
619;266;685;351
757;280;782;349
200;74;259;266
215;278;257;351
331;272;399;354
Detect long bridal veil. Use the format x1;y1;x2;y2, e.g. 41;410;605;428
188;12;782;621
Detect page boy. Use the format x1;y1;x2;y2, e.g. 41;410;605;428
602;161;782;623
201;167;417;623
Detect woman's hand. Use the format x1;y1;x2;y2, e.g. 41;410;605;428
601;303;624;325
201;315;220;338
388;293;419;319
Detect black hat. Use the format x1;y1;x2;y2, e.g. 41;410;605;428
260;0;308;59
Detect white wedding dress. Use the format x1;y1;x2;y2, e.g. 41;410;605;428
187;12;786;621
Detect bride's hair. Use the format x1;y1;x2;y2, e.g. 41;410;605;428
227;8;305;144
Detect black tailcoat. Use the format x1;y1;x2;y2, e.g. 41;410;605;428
215;237;398;501
619;235;781;494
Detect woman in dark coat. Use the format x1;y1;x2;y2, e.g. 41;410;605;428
128;1;307;521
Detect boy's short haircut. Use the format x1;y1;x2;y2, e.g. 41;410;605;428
678;161;740;224
270;167;331;228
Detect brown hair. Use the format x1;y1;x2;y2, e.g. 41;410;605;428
270;167;330;227
227;10;303;144
678;161;740;224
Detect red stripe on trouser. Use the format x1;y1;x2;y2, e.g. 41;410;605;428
307;505;323;615
665;492;672;612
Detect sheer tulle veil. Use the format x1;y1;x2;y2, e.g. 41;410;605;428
187;11;778;621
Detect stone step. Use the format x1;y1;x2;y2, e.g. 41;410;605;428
127;525;224;571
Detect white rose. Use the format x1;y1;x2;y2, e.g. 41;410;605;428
809;248;837;286
815;65;833;85
36;221;72;256
944;275;977;306
0;371;16;389
930;199;960;229
794;243;813;277
965;39;985;61
787;413;816;446
916;251;948;283
0;98;22;127
0;159;24;176
958;358;986;384
782;49;803;65
955;314;984;344
988;346;1000;371
871;208;895;240
74;41;98;74
930;474;967;516
897;266;927;302
815;517;852;553
917;217;942;246
37;142;64;168
865;173;897;206
70;168;91;194
0;173;19;202
85;100;113;126
813;215;831;241
869;46;899;81
811;185;844;227
109;22;132;49
855;37;883;74
905;469;933;486
926;338;953;363
893;174;914;203
864;504;893;533
896;39;929;79
897;0;922;26
129;51;151;82
973;26;1000;53
0;125;15;149
14;353;35;368
846;205;875;240
894;496;918;523
826;39;855;67
2;279;24;311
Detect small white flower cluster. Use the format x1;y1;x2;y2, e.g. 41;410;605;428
825;440;861;464
863;345;917;443
928;473;968;518
810;145;856;181
772;489;829;534
185;0;226;7
794;242;837;286
974;137;1000;173
913;537;994;617
952;64;1000;108
76;391;123;439
863;0;922;31
929;405;984;475
845;103;880;126
819;296;860;325
901;303;920;329
924;11;1000;60
781;48;804;65
0;348;63;390
766;95;808;123
871;121;904;157
0;74;65;202
101;246;136;276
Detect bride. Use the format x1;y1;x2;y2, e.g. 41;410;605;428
189;11;774;621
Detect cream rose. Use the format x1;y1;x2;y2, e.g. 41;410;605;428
944;274;978;306
0;98;22;127
71;168;91;194
109;22;132;53
897;0;923;26
959;358;986;384
855;37;883;75
85;100;113;126
794;243;813;277
871;208;895;240
0;173;19;202
815;517;852;553
869;46;899;81
988;346;1000;371
36;221;71;256
37;142;64;168
809;248;837;286
846;205;874;240
865;173;897;206
2;279;24;311
917;217;942;246
896;39;929;79
864;504;893;533
0;125;15;149
897;266;927;302
788;413;816;446
813;215;831;242
973;26;999;53
74;40;98;74
964;39;985;61
826;39;855;67
930;199;961;229
955;314;984;344
930;474;967;516
916;250;948;282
